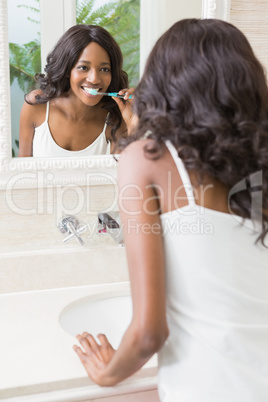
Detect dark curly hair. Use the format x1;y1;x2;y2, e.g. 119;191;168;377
26;24;129;140
120;18;268;244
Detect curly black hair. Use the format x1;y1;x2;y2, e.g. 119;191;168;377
26;24;129;140
119;18;268;244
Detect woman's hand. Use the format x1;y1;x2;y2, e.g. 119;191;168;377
113;87;138;135
118;87;135;101
73;332;115;386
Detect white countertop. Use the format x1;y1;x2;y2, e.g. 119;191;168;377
0;282;157;401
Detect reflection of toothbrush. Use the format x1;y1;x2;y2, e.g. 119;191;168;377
87;88;133;99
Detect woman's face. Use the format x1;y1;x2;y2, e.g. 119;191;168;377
70;41;112;105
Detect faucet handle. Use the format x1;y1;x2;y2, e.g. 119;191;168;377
98;213;120;229
58;216;87;246
98;213;124;246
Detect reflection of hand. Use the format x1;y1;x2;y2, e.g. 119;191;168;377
113;87;138;135
118;87;135;100
73;332;115;386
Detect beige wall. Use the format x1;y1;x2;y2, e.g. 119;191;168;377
0;184;118;252
230;0;268;77
0;184;129;293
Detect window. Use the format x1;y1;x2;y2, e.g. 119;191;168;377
8;0;41;156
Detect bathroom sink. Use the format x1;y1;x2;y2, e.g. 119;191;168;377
59;292;132;349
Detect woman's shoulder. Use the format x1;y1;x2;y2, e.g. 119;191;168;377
21;90;47;127
24;89;44;104
118;139;163;183
120;139;151;161
119;138;168;163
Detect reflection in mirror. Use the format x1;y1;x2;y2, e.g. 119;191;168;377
0;0;117;188
1;0;207;188
9;0;140;158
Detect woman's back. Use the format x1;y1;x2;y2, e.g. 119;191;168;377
157;142;268;402
119;135;268;401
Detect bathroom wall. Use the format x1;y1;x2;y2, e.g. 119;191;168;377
230;0;268;75
0;183;129;293
1;183;118;250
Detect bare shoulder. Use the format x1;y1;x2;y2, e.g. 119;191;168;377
21;90;47;125
118;139;159;184
119;139;151;164
21;90;46;115
24;89;43;104
119;139;170;167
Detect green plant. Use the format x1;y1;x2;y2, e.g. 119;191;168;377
9;0;40;93
9;39;41;93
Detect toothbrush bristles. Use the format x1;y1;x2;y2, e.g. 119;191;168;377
88;89;99;95
87;89;132;99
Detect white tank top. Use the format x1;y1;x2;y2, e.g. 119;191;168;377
32;102;111;157
157;140;268;402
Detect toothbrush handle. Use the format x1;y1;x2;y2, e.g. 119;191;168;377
109;93;133;99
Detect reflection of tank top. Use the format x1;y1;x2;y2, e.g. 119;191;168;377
32;102;111;157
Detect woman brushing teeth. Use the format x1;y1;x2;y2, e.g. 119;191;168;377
19;24;135;157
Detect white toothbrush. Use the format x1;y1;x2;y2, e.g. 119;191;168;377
87;88;133;99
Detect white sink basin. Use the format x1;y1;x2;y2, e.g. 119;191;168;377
59;292;132;349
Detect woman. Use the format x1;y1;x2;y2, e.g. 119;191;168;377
74;19;268;401
19;24;134;157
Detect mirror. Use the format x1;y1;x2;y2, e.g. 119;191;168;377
0;0;226;189
0;0;124;188
8;0;140;159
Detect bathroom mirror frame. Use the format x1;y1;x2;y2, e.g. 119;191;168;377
0;0;229;189
202;0;230;20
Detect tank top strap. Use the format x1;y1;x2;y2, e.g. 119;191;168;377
45;102;49;122
102;113;110;142
165;140;196;206
103;121;108;134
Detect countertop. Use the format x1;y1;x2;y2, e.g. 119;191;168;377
0;282;157;401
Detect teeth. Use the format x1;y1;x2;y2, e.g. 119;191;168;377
83;87;100;94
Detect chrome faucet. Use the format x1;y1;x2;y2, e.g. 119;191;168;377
98;212;124;246
58;215;87;246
